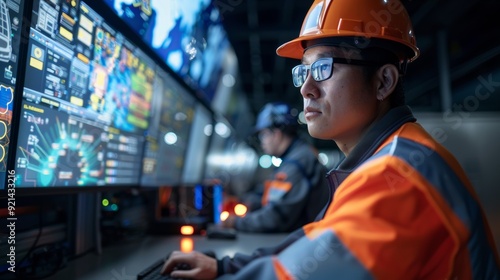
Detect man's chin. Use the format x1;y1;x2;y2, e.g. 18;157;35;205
307;127;330;140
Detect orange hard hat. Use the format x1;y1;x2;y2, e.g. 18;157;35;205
276;0;419;62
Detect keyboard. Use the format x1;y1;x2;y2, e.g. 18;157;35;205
137;251;216;280
137;257;176;280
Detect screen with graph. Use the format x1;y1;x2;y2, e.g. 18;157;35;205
12;0;155;188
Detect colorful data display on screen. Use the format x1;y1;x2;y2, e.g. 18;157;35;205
141;68;196;187
13;0;155;187
0;0;24;189
104;0;230;102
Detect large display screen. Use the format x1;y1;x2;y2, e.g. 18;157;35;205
12;0;154;187
103;0;230;102
141;68;196;187
181;103;212;185
0;0;25;189
204;116;258;196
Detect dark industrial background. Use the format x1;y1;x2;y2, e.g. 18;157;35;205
221;0;500;149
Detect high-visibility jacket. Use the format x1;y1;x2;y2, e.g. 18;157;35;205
234;138;330;233
218;106;500;279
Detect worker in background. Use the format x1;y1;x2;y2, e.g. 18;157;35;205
221;102;329;233
162;0;500;278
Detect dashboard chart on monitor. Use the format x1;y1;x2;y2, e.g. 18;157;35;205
13;0;155;188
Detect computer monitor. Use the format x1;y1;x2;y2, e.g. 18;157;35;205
11;0;154;189
181;102;213;185
140;68;196;187
204;115;258;195
0;0;25;189
103;0;230;103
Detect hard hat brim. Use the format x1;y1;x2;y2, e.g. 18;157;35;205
276;32;419;62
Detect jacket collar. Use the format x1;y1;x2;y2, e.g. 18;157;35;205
326;105;416;190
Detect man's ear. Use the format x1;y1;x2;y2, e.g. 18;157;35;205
375;64;399;101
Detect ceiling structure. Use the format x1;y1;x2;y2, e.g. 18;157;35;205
221;0;500;149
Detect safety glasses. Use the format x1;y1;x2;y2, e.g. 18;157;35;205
291;57;381;87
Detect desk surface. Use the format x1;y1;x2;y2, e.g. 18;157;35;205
50;233;288;280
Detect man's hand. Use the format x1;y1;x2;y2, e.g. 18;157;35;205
160;251;217;280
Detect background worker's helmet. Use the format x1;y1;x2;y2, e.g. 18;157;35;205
254;102;299;132
276;0;419;62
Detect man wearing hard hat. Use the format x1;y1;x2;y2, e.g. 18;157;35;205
221;102;329;233
162;0;500;278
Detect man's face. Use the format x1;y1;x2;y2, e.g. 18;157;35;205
258;128;279;156
299;46;380;145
